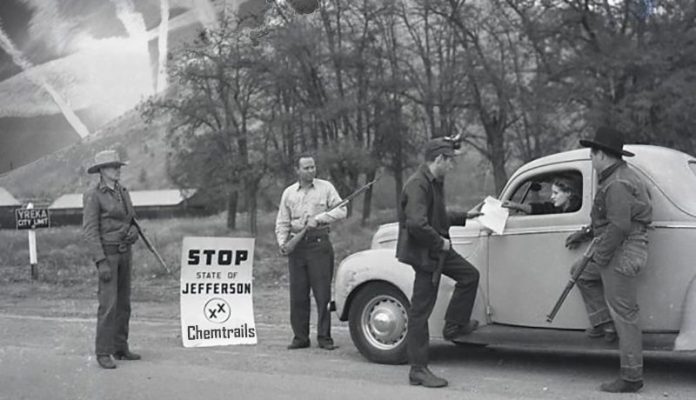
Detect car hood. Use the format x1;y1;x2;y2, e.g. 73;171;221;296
370;220;485;257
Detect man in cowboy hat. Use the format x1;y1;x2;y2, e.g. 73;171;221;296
565;126;652;393
83;149;141;369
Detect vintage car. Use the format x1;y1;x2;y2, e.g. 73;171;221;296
333;145;696;364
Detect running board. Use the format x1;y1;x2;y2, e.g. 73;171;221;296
446;324;678;352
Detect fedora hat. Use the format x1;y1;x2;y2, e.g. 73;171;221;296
87;150;128;174
579;126;634;157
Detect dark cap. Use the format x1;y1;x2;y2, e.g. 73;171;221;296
579;126;634;157
424;138;457;160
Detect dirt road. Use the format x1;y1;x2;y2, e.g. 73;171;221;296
0;289;694;400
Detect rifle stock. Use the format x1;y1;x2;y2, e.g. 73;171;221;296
546;238;599;323
282;227;308;255
282;175;380;255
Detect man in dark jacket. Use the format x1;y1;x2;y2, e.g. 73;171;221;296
396;138;482;388
567;127;652;393
83;150;141;369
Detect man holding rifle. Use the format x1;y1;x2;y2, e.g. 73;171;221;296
275;153;347;351
566;127;652;393
83;150;141;369
396;138;482;388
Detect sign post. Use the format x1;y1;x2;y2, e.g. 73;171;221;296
180;236;257;347
15;203;50;280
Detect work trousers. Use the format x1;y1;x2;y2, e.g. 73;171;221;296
288;236;334;344
577;237;648;382
96;247;132;355
407;249;480;367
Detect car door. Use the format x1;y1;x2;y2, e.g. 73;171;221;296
487;160;594;329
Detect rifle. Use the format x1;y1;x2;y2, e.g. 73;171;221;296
132;218;172;274
282;175;380;255
432;251;447;287
546;237;599;323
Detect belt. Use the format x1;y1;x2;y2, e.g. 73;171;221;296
103;243;131;255
301;234;330;243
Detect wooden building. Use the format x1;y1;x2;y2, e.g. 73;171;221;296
48;189;208;226
0;187;21;229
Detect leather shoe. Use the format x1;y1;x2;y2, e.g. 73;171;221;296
318;341;338;350
113;350;141;360
97;355;116;369
409;366;448;388
599;378;643;393
287;338;310;350
603;328;618;343
586;322;617;342
443;319;479;341
586;325;605;338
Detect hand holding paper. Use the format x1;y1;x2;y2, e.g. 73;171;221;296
477;196;509;234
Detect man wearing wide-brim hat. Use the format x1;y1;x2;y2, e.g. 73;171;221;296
83;150;141;369
565;126;652;393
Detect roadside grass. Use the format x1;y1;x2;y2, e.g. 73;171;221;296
0;210;388;302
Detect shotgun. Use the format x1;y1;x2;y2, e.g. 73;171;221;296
282;176;380;255
546;237;599;323
432;251;447;287
132;218;172;274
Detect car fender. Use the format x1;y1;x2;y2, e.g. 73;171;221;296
675;273;696;351
334;248;414;321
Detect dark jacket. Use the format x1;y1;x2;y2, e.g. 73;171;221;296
83;181;137;263
396;164;466;271
591;161;652;267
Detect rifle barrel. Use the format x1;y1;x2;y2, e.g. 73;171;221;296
133;219;171;274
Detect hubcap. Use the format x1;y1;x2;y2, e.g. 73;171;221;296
361;294;408;350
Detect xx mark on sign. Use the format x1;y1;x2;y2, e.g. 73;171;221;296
204;298;231;324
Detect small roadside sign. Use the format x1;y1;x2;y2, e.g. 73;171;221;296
15;207;50;230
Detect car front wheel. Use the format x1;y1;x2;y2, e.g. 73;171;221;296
348;282;409;365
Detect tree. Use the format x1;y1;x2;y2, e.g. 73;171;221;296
510;0;696;154
142;16;271;233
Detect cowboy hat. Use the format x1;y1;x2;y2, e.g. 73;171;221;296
579;126;634;157
87;150;128;174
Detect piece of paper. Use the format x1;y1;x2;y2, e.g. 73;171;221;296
477;196;509;234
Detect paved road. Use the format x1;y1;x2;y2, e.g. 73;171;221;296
0;303;695;400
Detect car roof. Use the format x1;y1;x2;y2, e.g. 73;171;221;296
513;145;696;218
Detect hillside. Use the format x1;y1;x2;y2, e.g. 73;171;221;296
0;99;496;214
0;107;172;203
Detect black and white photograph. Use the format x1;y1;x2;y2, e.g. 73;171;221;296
1;0;695;398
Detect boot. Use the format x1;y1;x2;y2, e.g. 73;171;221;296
603;322;618;343
287;338;310;350
113;350;141;360
409;366;448;388
599;378;643;393
97;355;116;369
585;325;605;338
442;320;479;341
586;321;617;342
318;338;338;350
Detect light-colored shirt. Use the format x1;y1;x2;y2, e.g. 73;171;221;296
275;178;347;246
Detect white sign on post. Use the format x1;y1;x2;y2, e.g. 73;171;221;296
180;236;257;347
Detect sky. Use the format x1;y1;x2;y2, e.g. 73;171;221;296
0;0;263;174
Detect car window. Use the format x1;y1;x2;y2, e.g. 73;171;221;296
507;170;583;216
